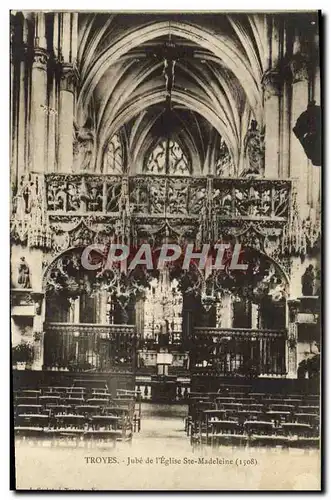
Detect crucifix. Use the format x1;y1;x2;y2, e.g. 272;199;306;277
143;23;195;216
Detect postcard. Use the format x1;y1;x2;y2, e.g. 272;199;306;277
10;10;321;491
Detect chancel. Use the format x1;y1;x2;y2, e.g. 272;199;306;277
10;11;321;453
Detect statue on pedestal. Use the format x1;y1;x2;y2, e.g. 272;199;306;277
301;264;315;296
73;119;95;172
243;119;265;176
18;257;31;289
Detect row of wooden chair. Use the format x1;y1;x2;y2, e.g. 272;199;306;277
14;385;141;443
187;389;320;449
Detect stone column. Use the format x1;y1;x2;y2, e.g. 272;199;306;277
135;295;145;339
29;13;48;173
287;299;300;378
262;69;281;178
58;64;75;172
31;292;45;370
29;48;48;173
279;77;291;179
46;73;57;173
57;12;78;173
16;44;29;181
216;293;232;328
289;55;310;219
99;290;108;324
310;35;321;216
10;19;18;188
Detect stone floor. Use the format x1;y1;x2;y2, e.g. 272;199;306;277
14;403;321;491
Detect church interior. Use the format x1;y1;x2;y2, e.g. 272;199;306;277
11;11;321;457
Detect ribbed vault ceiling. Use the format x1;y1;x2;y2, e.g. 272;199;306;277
76;13;268;172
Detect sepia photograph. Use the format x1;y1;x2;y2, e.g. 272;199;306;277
10;9;322;491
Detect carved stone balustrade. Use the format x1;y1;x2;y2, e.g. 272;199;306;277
44;173;292;222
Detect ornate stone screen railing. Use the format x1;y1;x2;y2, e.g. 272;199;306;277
45;174;291;221
43;323;136;372
192;327;287;377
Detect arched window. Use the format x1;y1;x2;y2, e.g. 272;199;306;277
104;134;124;174
144;140;190;175
216;139;234;177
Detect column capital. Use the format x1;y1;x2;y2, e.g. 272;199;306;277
32;47;49;70
261;68;282;100
58;62;78;93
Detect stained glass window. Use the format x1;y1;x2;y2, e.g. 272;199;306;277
144;140;190;175
104;134;124;174
216;139;234;177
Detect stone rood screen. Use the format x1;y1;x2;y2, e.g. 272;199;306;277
10;11;321;492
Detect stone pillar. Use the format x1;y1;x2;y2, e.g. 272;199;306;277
29;48;48;173
99;290;108;324
262;69;281;178
46;74;57;173
216;293;232;328
289;55;310;219
31;292;45;370
135;295;145;339
29;13;48;173
279;77;291;179
310;35;321;216
58;64;75;172
16;44;29;181
287;299;300;378
57;12;78;173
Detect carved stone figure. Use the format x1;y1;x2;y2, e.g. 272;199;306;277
301;264;315;296
243;120;265;176
18;257;31;288
73;119;95;172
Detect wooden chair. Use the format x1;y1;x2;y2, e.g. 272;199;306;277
16;413;49;429
65;397;85;405
51;405;72;415
86;398;110;406
244;420;274;436
90;414;120;430
16;404;43;415
39;395;61;405
210;420;245;447
297;405;319;414
15;396;38;406
281;423;314;437
18;390;41;397
76;405;101;416
269;404;295;412
294;413;319;425
55;414;85;430
264;411;292;425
